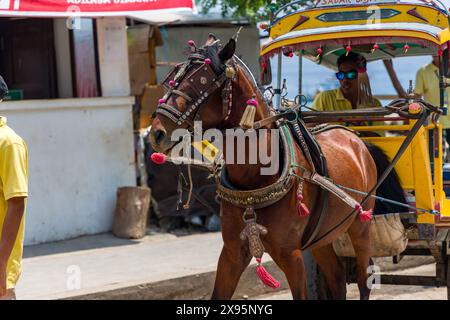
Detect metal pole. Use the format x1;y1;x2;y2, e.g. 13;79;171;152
298;52;303;96
276;53;282;108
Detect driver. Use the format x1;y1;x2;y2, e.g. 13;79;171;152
312;52;382;112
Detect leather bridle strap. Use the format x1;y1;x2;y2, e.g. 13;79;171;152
156;71;228;127
172;90;194;102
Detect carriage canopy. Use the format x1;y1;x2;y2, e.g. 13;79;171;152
261;0;450;68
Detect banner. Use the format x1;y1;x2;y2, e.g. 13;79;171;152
0;0;195;17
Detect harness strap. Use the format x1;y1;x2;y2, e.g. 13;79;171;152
158;103;182;116
156;108;181;124
299;170;359;209
172;89;194;102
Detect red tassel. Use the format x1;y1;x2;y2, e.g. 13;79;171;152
255;258;280;289
296;195;310;217
355;204;373;222
297;203;310;217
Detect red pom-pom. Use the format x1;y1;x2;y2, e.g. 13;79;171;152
404;44;410;53
246;99;258;107
169;80;175;86
289;52;294;58
316;48;323;55
346;45;352;52
373;44;379;50
204;58;212;65
158;98;165;104
187;40;195;47
438;49;444;56
151;153;166;165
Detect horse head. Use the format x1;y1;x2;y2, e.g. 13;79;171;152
149;34;240;154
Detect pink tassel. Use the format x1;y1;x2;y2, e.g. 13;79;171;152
355;204;373;222
296;195;310;217
255;258;281;289
298;203;310;217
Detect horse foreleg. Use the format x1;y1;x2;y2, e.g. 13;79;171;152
311;244;347;300
348;221;371;300
272;249;308;300
211;244;251;300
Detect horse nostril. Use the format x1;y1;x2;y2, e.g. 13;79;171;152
154;129;166;144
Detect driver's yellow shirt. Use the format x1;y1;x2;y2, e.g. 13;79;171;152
312;88;382;111
311;89;385;135
0;116;28;289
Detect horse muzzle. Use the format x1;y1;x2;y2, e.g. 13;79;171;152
149;121;179;154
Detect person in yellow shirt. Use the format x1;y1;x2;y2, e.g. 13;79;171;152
0;76;28;300
415;56;450;154
312;52;382;135
313;52;382;111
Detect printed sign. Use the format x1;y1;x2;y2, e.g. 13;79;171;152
0;0;194;17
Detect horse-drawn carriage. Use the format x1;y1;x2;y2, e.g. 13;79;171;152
150;0;450;300
260;0;450;298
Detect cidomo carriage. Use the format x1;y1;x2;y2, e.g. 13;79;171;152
259;0;450;298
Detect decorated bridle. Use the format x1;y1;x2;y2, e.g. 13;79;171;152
155;41;237;130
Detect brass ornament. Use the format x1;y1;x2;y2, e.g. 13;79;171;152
226;66;236;79
240;208;268;259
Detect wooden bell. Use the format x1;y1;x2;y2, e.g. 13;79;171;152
239;98;258;129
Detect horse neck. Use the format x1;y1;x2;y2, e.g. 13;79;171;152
222;65;279;190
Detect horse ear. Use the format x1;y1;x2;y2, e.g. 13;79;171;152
218;38;236;63
204;33;218;47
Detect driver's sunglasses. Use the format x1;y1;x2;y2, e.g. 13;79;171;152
336;70;358;81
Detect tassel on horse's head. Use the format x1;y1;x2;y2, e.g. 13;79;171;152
239;96;258;129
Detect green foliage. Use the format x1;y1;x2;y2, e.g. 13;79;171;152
197;0;312;24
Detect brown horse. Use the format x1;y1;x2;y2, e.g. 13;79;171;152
149;36;403;300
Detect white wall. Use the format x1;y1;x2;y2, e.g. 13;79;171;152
0;97;136;245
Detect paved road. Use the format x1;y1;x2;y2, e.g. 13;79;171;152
254;264;448;300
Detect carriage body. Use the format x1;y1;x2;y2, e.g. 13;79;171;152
260;0;450;296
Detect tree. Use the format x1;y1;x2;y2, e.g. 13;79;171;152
197;0;312;23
